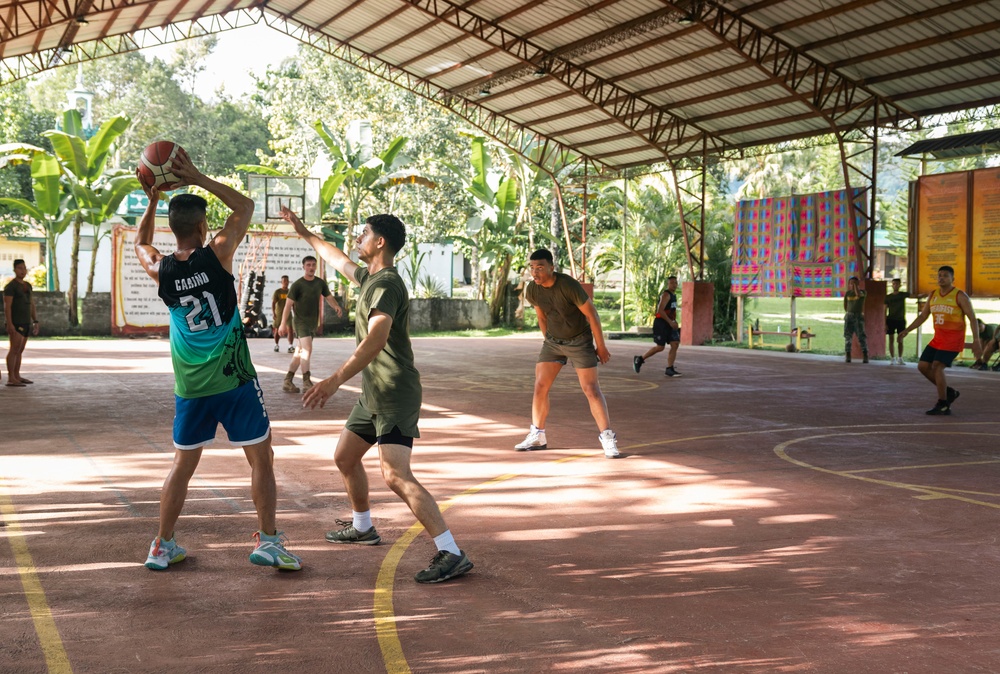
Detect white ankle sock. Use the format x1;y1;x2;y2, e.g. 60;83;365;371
433;530;461;556
353;510;373;532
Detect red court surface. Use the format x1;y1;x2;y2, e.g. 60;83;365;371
2;336;1000;674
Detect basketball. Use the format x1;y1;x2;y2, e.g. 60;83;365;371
137;141;183;191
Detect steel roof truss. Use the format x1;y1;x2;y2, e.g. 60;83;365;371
259;11;593;173
676;0;918;131
0;6;258;83
399;0;729;159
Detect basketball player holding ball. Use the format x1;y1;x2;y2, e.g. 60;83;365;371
133;146;302;572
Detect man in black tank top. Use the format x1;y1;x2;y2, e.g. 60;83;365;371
134;148;301;572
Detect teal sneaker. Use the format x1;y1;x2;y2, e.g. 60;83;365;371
145;536;186;570
414;550;473;584
325;519;381;545
250;531;302;571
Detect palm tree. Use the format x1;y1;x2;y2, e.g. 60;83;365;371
2;110;133;323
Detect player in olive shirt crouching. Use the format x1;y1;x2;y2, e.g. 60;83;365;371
515;248;620;459
281;206;473;584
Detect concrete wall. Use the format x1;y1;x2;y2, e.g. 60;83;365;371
81;292;112;336
5;293;486;335
321;295;352;334
0;291;113;336
408;298;490;332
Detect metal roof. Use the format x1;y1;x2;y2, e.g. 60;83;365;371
3;0;1000;172
896;128;1000;159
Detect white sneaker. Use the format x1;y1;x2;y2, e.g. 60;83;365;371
514;425;547;451
599;429;620;458
145;536;186;570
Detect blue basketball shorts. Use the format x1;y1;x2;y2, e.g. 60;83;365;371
173;378;270;450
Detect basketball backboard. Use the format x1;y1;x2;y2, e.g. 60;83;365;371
247;175;322;225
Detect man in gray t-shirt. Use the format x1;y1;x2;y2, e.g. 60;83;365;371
516;248;620;459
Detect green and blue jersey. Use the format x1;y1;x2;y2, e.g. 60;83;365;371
157;246;256;398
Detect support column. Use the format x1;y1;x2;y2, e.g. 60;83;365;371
854;279;886;359
681;281;714;346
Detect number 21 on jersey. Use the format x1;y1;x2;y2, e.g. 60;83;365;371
180;291;223;332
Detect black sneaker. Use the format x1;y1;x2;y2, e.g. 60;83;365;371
633;356;643;373
664;367;682;377
414;550;473;584
926;401;950;416
325;519;381;545
947;387;960;404
993;363;1000;372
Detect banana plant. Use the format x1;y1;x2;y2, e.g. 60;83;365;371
453;135;524;325
42;110;133;319
312;123;410;253
0;151;76;291
1;110;132;322
70;170;140;294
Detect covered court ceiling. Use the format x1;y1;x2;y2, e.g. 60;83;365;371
2;0;1000;172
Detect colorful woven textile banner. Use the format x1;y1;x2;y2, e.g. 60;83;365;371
731;188;865;297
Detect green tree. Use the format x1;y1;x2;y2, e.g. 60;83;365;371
590;175;685;327
0;151;76;290
47;109;133;319
452;136;524;324
28;47;270;177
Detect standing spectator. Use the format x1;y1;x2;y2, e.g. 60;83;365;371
4;259;39;387
844;276;868;363
884;278;909;365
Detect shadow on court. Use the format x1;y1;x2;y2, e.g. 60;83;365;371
2;337;1000;673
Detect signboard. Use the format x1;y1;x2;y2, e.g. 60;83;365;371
971;167;1000;294
111;226;330;335
912;168;1000;297
915;172;968;294
731;188;863;297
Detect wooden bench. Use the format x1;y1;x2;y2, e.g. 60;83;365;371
748;327;815;352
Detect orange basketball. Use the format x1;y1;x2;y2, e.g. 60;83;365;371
137;141;183;191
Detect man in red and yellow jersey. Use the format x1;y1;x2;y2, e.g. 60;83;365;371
900;265;981;415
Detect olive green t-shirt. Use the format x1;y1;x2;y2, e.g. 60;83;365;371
272;287;289;317
884;291;909;321
354;266;422;414
525;272;591;340
288;276;330;332
844;290;866;315
3;279;32;324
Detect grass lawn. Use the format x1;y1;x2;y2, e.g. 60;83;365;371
585;289;999;363
743;296;1000;361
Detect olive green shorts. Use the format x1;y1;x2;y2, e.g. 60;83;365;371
345;399;421;441
293;319;317;339
537;333;599;369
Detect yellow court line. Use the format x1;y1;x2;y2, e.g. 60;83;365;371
845;458;1000;474
374;463;591;673
774;432;1000;510
0;490;72;673
376;421;1000;671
